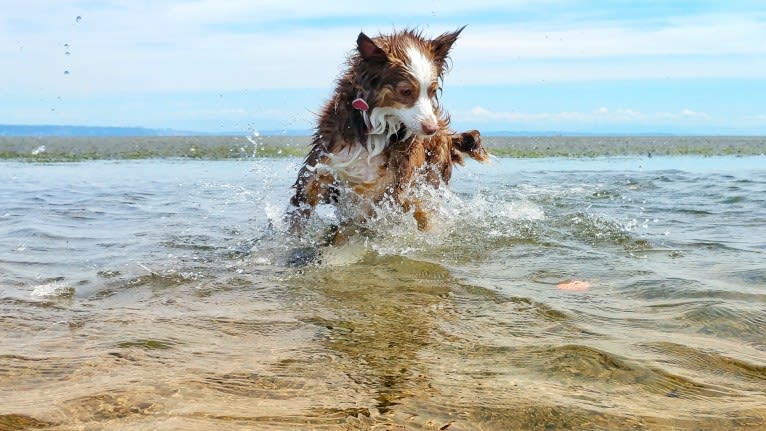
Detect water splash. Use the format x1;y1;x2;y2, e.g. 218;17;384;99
30;281;75;298
260;171;548;267
245;129;262;157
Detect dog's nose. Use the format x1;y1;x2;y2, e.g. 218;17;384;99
421;122;438;135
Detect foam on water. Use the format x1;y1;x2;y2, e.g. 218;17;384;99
30;281;75;298
251;164;551;267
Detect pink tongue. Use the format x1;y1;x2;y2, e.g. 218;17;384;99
352;98;369;111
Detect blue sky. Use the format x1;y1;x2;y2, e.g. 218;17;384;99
2;0;766;134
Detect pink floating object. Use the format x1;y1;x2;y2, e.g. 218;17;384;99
556;280;591;292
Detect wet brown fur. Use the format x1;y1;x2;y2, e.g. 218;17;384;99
289;28;488;239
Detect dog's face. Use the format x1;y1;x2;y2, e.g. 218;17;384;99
356;28;464;137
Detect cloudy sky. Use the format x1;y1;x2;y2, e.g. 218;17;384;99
2;0;765;134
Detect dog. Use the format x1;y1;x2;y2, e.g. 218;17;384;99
288;27;488;243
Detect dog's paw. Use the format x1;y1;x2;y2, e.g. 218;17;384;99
286;247;321;267
456;130;489;163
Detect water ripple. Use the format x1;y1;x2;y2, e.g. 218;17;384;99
2;158;765;429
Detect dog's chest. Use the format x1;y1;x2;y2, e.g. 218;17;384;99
327;145;391;191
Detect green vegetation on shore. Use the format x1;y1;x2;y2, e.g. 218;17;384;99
0;136;308;162
0;135;763;162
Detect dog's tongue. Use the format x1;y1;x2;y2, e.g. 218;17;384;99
352;98;369;111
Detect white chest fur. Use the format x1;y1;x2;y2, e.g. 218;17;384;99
327;143;387;186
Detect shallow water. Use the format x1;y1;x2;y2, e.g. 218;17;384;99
1;155;765;430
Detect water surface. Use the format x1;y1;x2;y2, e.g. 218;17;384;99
1;154;765;430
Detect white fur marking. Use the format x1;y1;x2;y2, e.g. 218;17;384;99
329;145;386;185
405;45;435;91
366;106;404;161
401;45;438;134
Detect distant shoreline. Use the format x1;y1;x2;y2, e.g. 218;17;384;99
1;135;764;161
3;123;765;139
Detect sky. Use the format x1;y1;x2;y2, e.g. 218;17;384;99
2;0;766;135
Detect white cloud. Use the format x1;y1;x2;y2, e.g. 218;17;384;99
447;15;766;85
1;1;764;132
658;108;712;121
468;106;712;125
742;114;766;126
167;0;559;25
458;16;766;60
2;1;766;97
470;106;590;122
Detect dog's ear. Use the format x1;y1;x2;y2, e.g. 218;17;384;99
357;32;387;62
432;25;465;65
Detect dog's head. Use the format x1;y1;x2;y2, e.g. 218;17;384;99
354;28;464;137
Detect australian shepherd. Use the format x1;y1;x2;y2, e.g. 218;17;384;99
288;27;488;243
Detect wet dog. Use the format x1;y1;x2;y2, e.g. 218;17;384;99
288;28;488;243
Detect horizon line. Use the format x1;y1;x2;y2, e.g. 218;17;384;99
1;123;765;138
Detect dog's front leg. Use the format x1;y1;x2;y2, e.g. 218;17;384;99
287;168;338;234
450;129;489;163
401;199;431;231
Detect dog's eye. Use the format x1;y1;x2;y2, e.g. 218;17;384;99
400;88;413;97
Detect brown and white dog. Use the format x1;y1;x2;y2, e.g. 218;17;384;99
288;27;488;242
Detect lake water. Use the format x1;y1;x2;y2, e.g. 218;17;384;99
1;153;765;429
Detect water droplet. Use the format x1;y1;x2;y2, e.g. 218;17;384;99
65;51;71;56
63;70;70;75
76;16;82;23
64;43;70;48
